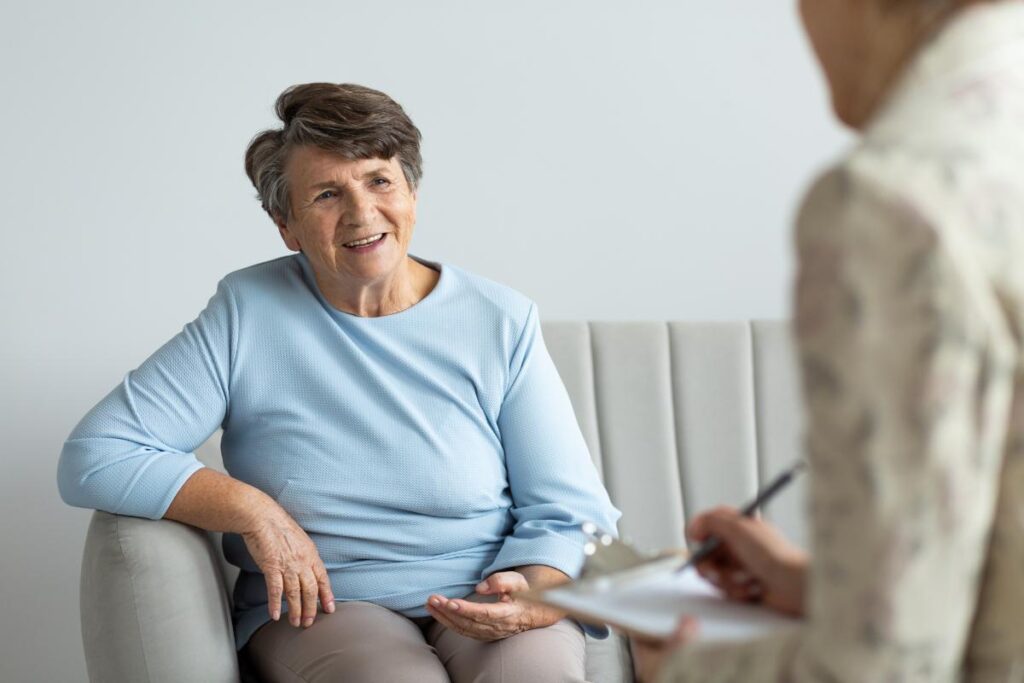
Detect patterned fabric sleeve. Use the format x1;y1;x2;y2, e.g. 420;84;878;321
657;163;1015;682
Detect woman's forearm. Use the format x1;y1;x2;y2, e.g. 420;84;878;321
515;564;571;589
164;467;278;533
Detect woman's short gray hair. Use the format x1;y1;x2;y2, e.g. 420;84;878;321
244;83;423;221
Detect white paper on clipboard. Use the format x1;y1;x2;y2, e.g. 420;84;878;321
534;567;800;642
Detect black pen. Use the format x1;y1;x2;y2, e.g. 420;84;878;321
677;459;807;573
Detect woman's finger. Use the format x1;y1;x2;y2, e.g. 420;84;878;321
427;602;494;639
686;506;739;542
283;572;303;627
444;598;515;625
265;571;284;621
313;562;335;614
671;616;699;644
476;571;529;595
299;570;318;627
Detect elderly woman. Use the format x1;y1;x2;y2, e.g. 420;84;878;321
57;82;620;682
634;0;1024;681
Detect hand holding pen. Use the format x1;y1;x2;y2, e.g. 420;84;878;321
684;460;810;616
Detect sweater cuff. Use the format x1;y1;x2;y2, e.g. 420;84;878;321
145;457;206;520
481;531;586;579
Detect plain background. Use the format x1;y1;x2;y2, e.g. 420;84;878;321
1;2;849;680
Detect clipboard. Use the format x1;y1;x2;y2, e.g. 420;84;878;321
516;525;800;642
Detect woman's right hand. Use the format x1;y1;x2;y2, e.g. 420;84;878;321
241;505;336;628
687;506;809;616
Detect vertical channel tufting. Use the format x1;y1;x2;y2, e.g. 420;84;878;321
749;320;768;491
667;322;760;527
751;320;809;548
540;321;604;479
590;322;685;553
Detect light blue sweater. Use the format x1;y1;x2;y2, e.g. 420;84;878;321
58;253;620;648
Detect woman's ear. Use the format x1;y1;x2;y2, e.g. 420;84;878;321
275;215;302;252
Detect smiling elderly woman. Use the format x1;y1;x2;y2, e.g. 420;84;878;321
57;83;620;683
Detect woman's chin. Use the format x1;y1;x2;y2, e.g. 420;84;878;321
330;240;403;280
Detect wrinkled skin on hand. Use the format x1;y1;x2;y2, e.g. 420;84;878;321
425;570;566;641
242;509;336;628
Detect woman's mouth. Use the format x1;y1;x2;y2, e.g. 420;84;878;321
343;233;386;250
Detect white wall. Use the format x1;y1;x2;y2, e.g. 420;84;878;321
0;1;848;680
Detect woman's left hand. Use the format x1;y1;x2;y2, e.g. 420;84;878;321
630;618;698;683
425;570;565;641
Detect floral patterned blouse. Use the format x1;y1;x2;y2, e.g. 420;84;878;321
659;4;1024;681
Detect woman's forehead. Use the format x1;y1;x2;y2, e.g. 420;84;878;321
287;148;400;185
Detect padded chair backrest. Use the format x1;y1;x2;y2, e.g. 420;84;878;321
542;320;807;553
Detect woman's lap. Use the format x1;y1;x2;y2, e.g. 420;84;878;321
243;601;448;683
242;601;587;683
426;615;586;683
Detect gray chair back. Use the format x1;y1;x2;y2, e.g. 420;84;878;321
542;320;807;552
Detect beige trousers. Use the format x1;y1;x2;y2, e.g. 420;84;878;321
241;601;588;683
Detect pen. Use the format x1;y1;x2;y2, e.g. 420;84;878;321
677;459;807;573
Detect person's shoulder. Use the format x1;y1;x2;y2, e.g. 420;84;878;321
220;253;300;286
438;261;535;326
218;254;303;296
796;144;941;246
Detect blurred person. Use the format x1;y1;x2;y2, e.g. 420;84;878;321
635;1;1024;680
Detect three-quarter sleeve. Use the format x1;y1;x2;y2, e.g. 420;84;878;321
657;165;1015;681
57;280;237;520
482;303;621;579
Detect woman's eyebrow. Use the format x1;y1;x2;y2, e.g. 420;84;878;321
359;166;394;178
309;180;340;190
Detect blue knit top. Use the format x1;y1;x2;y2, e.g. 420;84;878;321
58;253;620;648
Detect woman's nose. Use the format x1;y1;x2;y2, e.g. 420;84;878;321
342;190;374;226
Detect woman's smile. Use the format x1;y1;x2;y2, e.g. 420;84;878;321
342;233;387;251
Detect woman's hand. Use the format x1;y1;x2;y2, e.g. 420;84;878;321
630;618;698;683
425;570;565;641
688;506;808;616
241;504;336;628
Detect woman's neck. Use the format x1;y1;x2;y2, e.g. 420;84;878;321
842;1;981;129
317;257;439;318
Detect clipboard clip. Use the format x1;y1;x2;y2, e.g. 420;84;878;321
580;522;686;588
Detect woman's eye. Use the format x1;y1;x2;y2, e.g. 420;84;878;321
315;190;336;202
372;178;392;188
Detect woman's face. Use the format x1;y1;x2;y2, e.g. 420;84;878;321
799;0;874;127
277;146;417;288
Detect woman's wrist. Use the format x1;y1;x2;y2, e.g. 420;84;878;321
510;565;569;627
513;564;570;589
236;487;282;535
769;551;809;616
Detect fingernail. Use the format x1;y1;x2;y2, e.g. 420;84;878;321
431;598;441;607
476;581;488;591
303;618;314;627
271;609;280;621
448;602;460;611
325;601;335;614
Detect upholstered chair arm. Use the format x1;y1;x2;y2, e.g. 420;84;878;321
80;510;239;683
